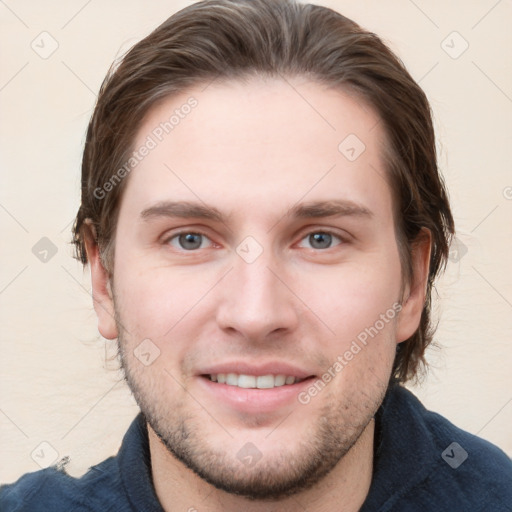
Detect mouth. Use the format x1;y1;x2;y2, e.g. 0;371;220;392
195;362;317;414
202;373;307;389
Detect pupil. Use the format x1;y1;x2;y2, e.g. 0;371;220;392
311;232;331;249
180;233;201;250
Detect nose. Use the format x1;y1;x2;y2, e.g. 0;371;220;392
215;246;300;342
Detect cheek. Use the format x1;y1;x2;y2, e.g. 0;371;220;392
302;255;402;388
113;260;219;347
305;255;402;340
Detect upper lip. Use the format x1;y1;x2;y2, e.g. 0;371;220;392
198;361;315;379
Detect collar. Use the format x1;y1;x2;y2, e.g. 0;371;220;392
360;383;439;511
117;413;165;512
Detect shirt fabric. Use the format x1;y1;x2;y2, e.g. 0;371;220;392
1;383;511;511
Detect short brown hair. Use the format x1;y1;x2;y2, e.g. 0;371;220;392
73;0;454;382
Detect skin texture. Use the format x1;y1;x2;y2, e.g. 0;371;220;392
85;77;430;511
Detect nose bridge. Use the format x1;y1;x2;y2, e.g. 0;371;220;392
216;241;298;339
238;256;280;308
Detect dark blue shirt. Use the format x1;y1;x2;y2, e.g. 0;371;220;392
1;384;511;511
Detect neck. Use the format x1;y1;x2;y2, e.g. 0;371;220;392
149;419;375;512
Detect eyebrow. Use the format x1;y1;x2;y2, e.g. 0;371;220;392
140;201;226;223
288;200;373;219
140;199;373;223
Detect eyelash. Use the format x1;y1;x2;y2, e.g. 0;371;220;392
163;229;346;252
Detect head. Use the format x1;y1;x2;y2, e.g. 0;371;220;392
73;0;454;501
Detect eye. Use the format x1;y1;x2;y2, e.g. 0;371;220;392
297;231;344;250
166;232;213;251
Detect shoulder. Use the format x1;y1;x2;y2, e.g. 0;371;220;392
392;386;512;511
420;405;512;509
0;456;131;512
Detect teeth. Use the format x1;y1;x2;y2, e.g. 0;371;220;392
257;375;274;389
209;373;300;389
274;375;286;386
238;375;256;388
226;373;238;386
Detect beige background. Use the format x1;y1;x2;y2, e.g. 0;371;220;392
1;0;511;484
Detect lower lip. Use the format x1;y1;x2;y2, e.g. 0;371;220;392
197;376;315;414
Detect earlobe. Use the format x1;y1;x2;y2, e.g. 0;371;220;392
83;221;118;340
396;229;432;344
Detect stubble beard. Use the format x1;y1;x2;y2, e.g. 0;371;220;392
117;332;387;501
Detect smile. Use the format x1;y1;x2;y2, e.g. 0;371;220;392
207;373;304;389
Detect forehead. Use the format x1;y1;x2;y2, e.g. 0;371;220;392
120;77;392;226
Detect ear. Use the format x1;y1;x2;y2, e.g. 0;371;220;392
83;221;118;340
396;228;432;344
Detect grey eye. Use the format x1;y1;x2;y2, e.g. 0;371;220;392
168;232;209;251
308;232;333;249
299;231;343;250
179;233;202;250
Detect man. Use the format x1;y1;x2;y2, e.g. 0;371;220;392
1;0;511;510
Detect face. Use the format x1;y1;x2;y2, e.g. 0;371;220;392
90;77;426;500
